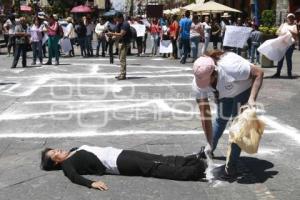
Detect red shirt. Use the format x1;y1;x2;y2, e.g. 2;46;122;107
169;21;179;38
150;23;160;34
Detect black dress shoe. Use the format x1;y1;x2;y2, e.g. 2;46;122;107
271;73;280;78
115;75;126;80
44;62;52;65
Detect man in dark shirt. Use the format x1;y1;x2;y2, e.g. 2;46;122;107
107;12;131;80
41;145;207;191
11;17;29;68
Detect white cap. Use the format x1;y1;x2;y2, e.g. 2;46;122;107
287;13;295;18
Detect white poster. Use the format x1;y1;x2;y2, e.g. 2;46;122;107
258;32;295;62
159;40;173;54
131;24;146;37
42;34;48;45
223;26;253;48
111;0;126;12
60;38;72;53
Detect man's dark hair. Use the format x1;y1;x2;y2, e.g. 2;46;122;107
185;10;190;18
40;148;62;171
115;12;124;19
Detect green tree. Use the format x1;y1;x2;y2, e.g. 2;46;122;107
261;10;276;27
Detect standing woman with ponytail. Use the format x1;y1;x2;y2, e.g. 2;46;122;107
192;50;264;177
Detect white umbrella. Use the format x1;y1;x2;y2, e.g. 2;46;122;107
163;9;172;15
171;8;181;14
192;1;241;13
181;3;196;11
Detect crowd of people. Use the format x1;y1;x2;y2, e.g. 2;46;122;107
1;11;299;76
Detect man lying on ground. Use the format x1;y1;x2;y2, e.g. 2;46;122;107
41;145;207;191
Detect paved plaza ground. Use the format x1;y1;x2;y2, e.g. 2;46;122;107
0;46;300;200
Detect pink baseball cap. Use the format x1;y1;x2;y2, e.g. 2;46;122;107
193;56;215;88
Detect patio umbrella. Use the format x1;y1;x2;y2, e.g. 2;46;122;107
181;3;196;11
20;5;32;12
192;1;241;13
103;9;120;17
181;0;205;11
170;8;181;15
70;5;92;13
163;9;172;15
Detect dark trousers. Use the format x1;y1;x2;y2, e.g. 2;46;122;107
143;33;148;54
136;37;143;55
31;41;43;63
78;37;87;57
108;38;114;64
117;150;206;181
180;38;190;64
96;36;106;56
12;43;27;68
171;38;178;59
276;44;295;76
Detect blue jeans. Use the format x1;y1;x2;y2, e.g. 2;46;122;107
190;36;200;61
150;34;159;55
180;38;190;63
212;88;251;169
276;44;295;76
202;36;210;54
85;35;93;56
250;43;260;63
31;41;43;63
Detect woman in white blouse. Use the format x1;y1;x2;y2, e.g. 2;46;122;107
272;13;298;78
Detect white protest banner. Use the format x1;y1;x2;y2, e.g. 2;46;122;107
159;40;173;53
60;38;72;53
131;24;146;37
258;32;294;62
42;34;48;45
223;26;253;48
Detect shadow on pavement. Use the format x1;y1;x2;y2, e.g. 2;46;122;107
209;157;278;184
264;75;299;79
0;82;16;85
238;157;278;184
126;77;146;80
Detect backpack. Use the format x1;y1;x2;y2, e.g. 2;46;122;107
57;23;64;37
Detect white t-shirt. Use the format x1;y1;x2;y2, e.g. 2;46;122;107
78;145;123;175
193;52;252;99
95;22;108;36
278;22;297;35
190;22;202;38
202;22;211;38
4;19;15;35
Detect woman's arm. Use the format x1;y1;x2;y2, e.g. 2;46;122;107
248;65;264;106
198;98;213;146
62;160;107;190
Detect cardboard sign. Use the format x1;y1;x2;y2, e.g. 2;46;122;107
223;26;253;48
159;40;173;53
131;24;146;37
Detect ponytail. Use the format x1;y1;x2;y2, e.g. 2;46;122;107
205;50;225;64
